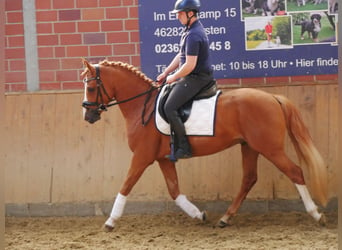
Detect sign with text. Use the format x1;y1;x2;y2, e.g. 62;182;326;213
138;0;338;79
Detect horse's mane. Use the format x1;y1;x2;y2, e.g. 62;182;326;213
99;60;153;84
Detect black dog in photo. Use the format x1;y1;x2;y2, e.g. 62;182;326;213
298;14;322;42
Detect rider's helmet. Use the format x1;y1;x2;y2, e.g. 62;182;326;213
172;0;201;13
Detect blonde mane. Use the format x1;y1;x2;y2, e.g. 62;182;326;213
99;60;153;84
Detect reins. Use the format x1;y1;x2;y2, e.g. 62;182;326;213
106;84;159;108
106;83;161;126
82;65;165;126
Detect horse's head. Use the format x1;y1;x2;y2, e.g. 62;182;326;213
81;59;113;124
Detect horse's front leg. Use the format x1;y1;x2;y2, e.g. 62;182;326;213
103;155;150;231
158;159;206;221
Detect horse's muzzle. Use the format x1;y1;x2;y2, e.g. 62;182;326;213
84;109;101;124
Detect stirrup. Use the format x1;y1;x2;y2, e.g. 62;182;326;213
175;148;192;159
165;143;178;162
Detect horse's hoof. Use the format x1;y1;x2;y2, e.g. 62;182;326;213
201;211;208;222
102;224;114;232
215;220;228;228
318;213;326;226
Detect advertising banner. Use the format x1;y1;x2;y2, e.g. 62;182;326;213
138;0;338;79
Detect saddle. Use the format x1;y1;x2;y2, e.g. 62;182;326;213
158;80;218;123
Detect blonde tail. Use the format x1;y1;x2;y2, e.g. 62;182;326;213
274;95;328;207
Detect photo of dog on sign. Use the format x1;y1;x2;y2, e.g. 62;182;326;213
291;12;336;44
241;0;286;19
287;0;328;12
244;16;293;50
328;0;338;14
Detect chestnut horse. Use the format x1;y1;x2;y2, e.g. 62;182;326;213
81;59;327;230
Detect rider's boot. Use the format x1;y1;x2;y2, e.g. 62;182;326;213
175;136;192;159
169;113;192;160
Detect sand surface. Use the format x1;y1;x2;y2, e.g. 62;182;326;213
6;211;337;249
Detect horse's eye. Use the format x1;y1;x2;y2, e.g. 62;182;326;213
87;87;96;93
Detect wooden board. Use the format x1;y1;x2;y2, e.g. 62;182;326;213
4;84;338;204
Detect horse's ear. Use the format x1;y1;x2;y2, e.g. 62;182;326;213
81;58;95;78
82;58;96;75
82;58;92;70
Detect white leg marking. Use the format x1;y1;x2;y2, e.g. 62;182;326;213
105;193;127;228
175;194;203;220
295;184;321;221
220;214;230;223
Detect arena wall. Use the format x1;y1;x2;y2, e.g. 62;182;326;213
4;84;338;214
4;0;338;215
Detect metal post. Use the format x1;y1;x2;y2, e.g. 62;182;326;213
23;0;40;91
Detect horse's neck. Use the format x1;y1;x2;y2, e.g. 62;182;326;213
113;72;155;123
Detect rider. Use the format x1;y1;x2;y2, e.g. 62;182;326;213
157;0;213;161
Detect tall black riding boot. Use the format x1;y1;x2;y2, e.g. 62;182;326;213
174;135;192;159
169;112;192;160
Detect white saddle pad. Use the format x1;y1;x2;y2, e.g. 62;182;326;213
155;85;221;136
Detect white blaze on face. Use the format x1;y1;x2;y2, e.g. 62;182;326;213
83;77;88;119
82;64;98;119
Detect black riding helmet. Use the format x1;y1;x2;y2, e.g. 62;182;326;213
172;0;201;29
172;0;201;13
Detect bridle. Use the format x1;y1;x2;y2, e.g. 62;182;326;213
82;65;163;125
82;65;113;112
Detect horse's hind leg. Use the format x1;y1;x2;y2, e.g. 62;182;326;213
217;144;259;228
263;149;324;224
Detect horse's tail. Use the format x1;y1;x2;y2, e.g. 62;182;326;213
274;94;328;207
